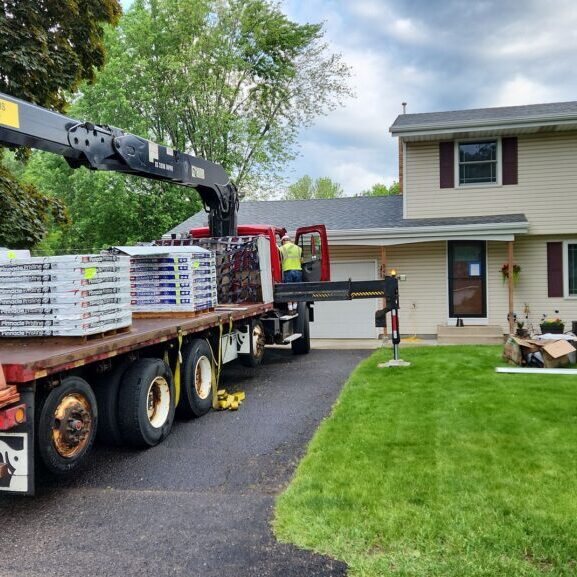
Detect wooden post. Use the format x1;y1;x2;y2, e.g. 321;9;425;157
381;247;388;339
508;241;515;335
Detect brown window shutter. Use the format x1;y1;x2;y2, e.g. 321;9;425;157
547;242;563;297
439;141;454;188
502;137;518;185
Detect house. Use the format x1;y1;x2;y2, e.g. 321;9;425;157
170;100;577;341
389;101;577;341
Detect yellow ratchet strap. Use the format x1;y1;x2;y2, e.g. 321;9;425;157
174;332;183;407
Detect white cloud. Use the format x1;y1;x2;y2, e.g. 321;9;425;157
489;76;560;108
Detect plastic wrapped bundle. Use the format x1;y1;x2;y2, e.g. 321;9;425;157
0;254;132;337
111;246;218;314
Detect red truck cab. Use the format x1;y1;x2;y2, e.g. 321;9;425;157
189;224;331;283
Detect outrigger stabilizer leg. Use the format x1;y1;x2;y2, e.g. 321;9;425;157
376;275;411;368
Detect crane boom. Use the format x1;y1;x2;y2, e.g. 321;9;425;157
0;92;239;237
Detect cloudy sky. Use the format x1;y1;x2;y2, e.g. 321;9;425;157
120;0;577;194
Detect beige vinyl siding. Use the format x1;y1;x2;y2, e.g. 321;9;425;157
385;242;446;335
405;133;577;235
329;246;381;261
496;235;577;334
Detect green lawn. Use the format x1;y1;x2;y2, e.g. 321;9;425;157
274;346;577;577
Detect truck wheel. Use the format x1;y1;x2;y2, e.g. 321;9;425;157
292;302;311;355
36;376;98;475
239;319;266;368
93;361;130;446
177;339;214;419
118;358;175;447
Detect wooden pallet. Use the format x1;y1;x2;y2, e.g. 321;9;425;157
133;308;215;319
62;325;133;343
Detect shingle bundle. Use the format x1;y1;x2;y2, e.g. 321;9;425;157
0;254;131;337
121;247;217;314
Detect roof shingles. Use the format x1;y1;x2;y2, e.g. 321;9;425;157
390;101;577;133
168;196;526;236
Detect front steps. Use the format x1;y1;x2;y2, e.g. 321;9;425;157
437;324;505;345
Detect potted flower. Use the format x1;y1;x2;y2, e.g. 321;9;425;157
515;321;528;338
540;316;565;334
501;263;521;284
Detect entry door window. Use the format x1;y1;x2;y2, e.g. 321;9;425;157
448;241;486;317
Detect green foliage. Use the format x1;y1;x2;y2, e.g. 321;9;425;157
0;154;67;248
276;345;577;576
285;175;344;199
0;0;122;111
360;181;401;196
0;0;121;249
23;152;199;252
75;0;352;195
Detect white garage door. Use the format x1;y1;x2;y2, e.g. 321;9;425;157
310;260;379;339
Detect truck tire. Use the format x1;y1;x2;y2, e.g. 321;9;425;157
36;376;98;476
93;361;130;446
292;302;311;355
118;358;175;447
239;319;266;368
177;339;214;419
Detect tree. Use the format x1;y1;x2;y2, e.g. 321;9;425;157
360;182;401;196
23;151;199;252
0;0;122;111
0;160;67;249
285;175;344;199
0;0;122;248
75;0;352;195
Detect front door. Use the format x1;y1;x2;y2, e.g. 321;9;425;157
448;241;486;318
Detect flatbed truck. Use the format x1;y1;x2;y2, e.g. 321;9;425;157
0;91;400;495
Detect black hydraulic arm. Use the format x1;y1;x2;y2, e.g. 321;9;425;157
0;92;239;237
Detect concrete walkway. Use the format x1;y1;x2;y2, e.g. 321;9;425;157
311;338;438;349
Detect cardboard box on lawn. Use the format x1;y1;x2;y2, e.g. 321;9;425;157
503;336;576;368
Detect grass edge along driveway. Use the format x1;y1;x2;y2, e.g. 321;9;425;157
274;346;577;577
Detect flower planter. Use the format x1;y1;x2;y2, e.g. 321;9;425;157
540;324;565;334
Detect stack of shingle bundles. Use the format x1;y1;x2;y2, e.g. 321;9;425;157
0;254;131;337
113;246;217;314
166;236;272;305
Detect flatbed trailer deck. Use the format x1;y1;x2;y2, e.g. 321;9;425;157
0;303;273;384
0;302;274;494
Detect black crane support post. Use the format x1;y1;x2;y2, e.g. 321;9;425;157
0;91;239;237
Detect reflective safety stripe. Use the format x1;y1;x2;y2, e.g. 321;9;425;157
280;242;302;272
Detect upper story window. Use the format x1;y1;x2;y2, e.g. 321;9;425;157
458;140;498;185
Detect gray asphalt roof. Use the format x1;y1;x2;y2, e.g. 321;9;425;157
390;101;577;133
168;196;527;235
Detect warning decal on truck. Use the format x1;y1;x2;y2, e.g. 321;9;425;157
0;433;28;493
0;98;20;129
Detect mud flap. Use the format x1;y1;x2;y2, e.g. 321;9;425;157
0;388;34;495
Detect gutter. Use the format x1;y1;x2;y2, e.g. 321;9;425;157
389;115;577;138
316;220;529;245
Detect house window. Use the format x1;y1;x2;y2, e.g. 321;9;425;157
566;242;577;296
458;140;498;185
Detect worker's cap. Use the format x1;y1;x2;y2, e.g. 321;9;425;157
281;234;291;241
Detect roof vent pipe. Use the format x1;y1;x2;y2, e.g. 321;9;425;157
402;102;407;114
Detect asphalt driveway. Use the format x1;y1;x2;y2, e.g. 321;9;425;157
0;348;369;577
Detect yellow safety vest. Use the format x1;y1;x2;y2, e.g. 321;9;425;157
279;242;302;272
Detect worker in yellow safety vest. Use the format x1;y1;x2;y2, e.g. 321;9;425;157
279;234;302;311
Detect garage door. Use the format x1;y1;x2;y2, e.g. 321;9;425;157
310;260;379;339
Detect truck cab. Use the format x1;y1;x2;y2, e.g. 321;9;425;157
188;224;331;284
